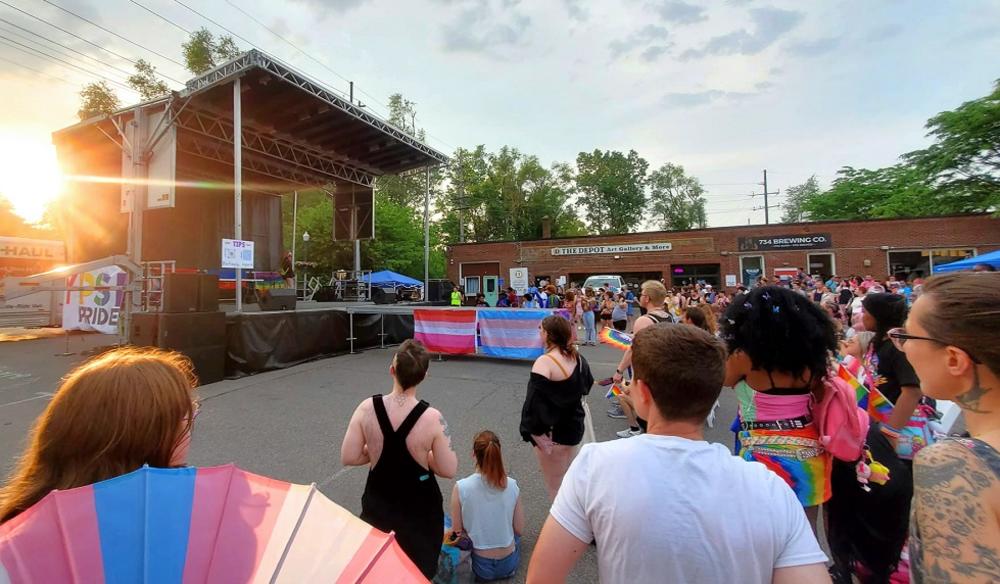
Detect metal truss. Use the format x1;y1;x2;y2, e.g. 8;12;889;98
175;108;375;188
182;49;449;165
177;134;339;190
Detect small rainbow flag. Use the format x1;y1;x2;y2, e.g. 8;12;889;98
605;384;624;400
837;362;893;423
599;328;632;350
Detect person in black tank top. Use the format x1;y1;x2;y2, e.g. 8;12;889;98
340;340;458;579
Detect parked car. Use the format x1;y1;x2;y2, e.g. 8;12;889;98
582;275;625;292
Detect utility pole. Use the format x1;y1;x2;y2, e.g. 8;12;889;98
752;169;781;224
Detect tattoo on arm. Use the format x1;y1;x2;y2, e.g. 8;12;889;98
914;443;1000;582
440;415;451;440
954;367;993;414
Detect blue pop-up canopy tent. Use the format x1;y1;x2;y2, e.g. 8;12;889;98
362;269;424;288
933;249;1000;273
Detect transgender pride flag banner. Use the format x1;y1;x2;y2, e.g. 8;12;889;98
477;309;552;360
413;309;478;355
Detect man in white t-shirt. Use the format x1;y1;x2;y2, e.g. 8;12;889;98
527;324;830;584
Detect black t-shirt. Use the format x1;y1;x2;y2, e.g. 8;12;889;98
871;338;920;405
838;288;854;305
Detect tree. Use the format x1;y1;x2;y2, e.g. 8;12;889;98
127;59;170;100
802;165;935;220
375;94;443;210
77;81;120;120
905;79;1000;213
781;175;821;223
575;149;648;234
647;163;707;231
182;28;242;75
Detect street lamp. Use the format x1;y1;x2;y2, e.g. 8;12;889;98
302;231;310;290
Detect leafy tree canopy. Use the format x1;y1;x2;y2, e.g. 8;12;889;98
647;162;707;231
77;81;120;120
575;149;648;234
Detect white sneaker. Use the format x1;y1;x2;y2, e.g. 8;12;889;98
616;428;642;438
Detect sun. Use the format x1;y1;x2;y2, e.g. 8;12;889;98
0;131;64;225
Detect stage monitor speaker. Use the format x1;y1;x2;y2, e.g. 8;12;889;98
162;273;200;313
130;312;158;347
198;274;219;312
313;286;337;302
180;344;226;385
259;288;297;311
371;287;396;305
156;311;226;350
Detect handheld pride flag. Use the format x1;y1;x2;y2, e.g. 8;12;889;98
837;362;893;424
599;328;632;351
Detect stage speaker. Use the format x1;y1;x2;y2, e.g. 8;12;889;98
313;285;337;302
198;274;219;312
156;311;226;350
130;312;158;347
259;288;297;311
371;287;396;305
162;273;200;313
179;344;226;385
427;279;454;303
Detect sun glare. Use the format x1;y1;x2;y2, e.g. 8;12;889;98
0;132;64;225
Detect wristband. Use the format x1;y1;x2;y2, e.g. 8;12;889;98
615;369;621;374
880;423;901;441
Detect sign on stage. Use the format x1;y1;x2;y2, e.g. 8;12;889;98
222;239;255;269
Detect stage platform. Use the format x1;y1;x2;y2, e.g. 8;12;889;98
223;301;432;377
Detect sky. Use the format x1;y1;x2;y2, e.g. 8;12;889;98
0;0;997;226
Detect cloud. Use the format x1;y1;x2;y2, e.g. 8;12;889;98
662;89;755;108
652;1;707;25
864;23;903;42
786;36;840;57
564;0;587;22
441;1;532;55
608;24;671;60
291;0;368;13
681;7;802;59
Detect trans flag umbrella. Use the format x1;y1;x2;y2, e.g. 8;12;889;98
0;464;426;583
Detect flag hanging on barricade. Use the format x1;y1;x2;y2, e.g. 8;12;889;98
477;309;551;360
413;309;478;355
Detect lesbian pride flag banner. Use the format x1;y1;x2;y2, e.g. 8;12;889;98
477;308;551;359
413;309;477;355
0;465;426;583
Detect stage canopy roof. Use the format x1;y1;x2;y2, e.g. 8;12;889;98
53;49;449;193
363;269;424;288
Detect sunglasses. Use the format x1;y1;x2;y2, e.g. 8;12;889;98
887;327;981;363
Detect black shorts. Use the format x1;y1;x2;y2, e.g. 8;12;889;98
613;320;627;331
529;418;584;447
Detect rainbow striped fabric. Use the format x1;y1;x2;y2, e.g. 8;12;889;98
413;309;478;355
0;465;425;583
837;362;892;423
599;328;632;351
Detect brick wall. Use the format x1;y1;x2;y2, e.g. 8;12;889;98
447;214;1000;289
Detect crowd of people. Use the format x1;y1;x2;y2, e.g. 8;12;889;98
0;270;997;583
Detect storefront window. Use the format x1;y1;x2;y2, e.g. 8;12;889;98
889;248;975;279
671;264;721;287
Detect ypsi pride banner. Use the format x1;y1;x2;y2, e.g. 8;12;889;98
62;266;128;335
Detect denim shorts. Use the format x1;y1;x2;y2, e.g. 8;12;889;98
471;537;521;581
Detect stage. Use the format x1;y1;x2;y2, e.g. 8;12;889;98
224;302;423;377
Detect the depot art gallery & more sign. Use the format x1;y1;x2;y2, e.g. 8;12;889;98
445;214;1000;296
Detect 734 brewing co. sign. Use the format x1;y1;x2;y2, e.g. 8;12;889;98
551;242;673;256
738;233;832;252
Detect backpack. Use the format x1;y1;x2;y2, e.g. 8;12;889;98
813;375;870;461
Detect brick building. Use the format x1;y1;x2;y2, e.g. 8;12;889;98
446;214;1000;298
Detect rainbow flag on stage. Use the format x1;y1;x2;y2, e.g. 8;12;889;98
477;309;550;359
837;362;892;423
414;309;478;355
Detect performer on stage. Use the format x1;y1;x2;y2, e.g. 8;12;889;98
280;250;295;289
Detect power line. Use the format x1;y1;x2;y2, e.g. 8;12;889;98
0;0;140;69
128;0;190;35
0;34;136;93
0;16;133;79
0;52;74;84
37;0;187;70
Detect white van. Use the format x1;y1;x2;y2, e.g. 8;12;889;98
582;275;625;292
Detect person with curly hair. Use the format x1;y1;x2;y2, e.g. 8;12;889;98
721;286;837;530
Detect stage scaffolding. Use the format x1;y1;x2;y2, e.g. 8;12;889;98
51;49;448;340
